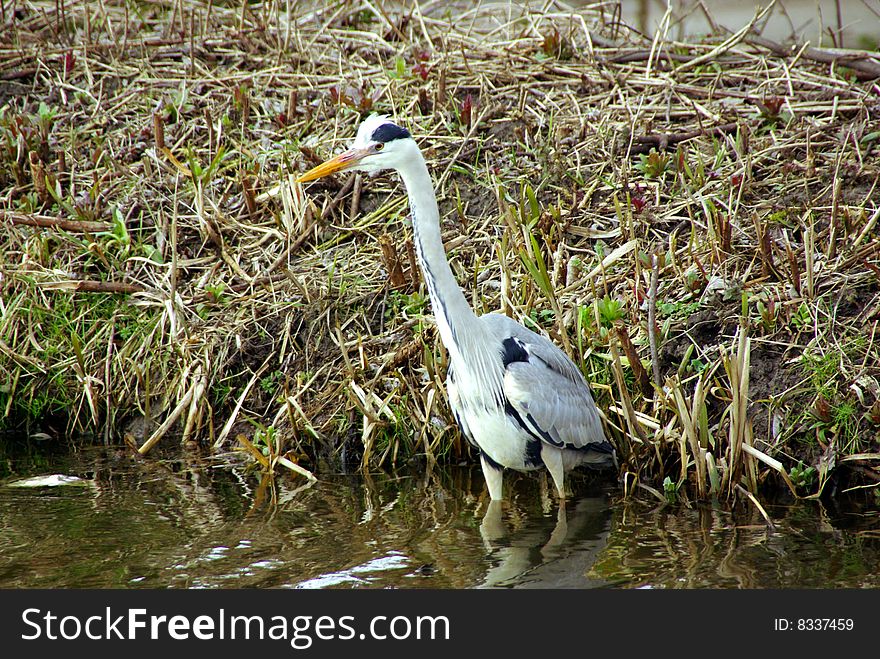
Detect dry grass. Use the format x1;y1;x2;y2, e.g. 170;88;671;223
1;0;879;502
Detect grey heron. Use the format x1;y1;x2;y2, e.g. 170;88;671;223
298;114;616;500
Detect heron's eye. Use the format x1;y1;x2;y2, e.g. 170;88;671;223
374;142;384;151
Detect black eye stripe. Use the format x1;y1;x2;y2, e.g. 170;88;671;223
371;123;410;143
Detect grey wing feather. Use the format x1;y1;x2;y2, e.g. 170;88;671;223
480;313;607;451
503;360;606;450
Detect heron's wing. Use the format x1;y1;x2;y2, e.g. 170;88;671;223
480;314;610;453
502;356;607;451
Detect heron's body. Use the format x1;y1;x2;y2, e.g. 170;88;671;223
298;114;616;500
447;313;614;499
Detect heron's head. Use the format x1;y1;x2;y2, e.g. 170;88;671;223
297;114;416;182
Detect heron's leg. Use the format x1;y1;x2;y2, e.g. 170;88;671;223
541;445;567;500
480;454;504;500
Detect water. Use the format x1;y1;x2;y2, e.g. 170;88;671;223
0;444;877;589
616;0;879;48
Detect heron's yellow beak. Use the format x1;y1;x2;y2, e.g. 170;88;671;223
296;148;369;182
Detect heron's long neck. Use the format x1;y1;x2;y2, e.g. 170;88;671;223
397;155;479;366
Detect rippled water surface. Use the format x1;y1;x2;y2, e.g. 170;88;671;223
0;444;877;589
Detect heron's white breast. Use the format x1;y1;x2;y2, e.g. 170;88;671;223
463;407;540;472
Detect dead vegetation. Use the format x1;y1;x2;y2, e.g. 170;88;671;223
1;0;879;504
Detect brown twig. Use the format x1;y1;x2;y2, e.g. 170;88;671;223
378;234;407;288
748;35;880;81
4;212;110;233
602;49;696;65
39;280;146;294
72;281;146;294
0;68;37;80
631;122;739;154
616;323;652;397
